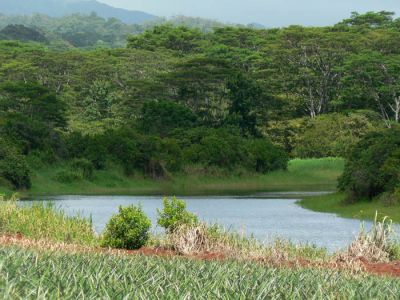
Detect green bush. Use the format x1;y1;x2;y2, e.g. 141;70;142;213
293;112;379;158
248;139;288;173
102;205;151;250
0;139;30;189
70;158;94;180
339;127;400;203
54;170;82;183
157;197;198;233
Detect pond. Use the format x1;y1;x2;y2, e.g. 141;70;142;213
24;192;375;252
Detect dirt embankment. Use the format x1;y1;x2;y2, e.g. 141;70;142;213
1;234;400;278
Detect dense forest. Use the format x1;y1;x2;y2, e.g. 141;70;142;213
0;11;400;203
0;13;232;49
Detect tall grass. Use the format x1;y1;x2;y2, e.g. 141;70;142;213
156;223;328;262
0;200;97;246
337;213;400;262
0;246;399;300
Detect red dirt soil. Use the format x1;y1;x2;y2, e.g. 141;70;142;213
1;234;399;278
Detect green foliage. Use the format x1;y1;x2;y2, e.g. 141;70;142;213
338;11;396;28
248;139;288;173
293;112;379;158
128;25;206;55
0;24;47;42
54;170;82;184
139;100;197;136
0;82;66;154
70;158;94;180
2;247;400;299
2;11;400;194
157;197;198;233
0;201;97;246
102;205;151;250
0;139;30;189
339;127;400;202
226;73;266;137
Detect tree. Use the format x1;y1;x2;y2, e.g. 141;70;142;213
0;82;66;152
128;25;206;55
226;73;266;136
342;51;400;127
162;55;232;125
339;127;400;203
0;24;47;43
82;80;120;121
139;100;197;137
273;28;349;118
338;11;395;28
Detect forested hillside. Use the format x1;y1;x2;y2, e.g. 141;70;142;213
0;0;157;24
0;11;399;202
0;14;231;49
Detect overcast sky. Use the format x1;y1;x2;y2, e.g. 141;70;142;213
98;0;400;26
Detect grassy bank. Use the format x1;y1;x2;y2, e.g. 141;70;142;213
24;158;344;197
299;193;400;223
0;201;97;246
1;246;399;300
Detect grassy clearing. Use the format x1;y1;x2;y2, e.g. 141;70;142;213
1;246;399;300
299;193;400;224
25;158;344;196
0;201;97;246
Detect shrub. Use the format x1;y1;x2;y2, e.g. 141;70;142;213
339;127;400;202
54;170;82;183
247;139;288;173
70;158;94;180
102;205;151;250
157;197;198;233
0;139;30;189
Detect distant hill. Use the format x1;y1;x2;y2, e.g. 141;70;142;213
0;0;158;24
0;24;47;43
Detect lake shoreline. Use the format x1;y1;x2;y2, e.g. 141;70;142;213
12;158;344;198
299;193;400;223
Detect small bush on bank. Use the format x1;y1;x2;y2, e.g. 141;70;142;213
157;197;198;233
54;170;83;183
70;158;94;180
102;205;151;250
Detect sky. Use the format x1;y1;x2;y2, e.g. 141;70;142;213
98;0;400;27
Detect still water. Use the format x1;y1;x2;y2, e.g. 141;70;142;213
25;193;374;252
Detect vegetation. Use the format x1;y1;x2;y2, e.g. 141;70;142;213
299;193;400;224
2;246;400;299
339;127;400;204
0;194;399;298
0;12;398;197
102;205;151;250
157;197;199;233
0;200;97;246
0;11;399;219
25;158;343;196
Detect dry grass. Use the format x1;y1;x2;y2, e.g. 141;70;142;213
162;222;328;265
332;213;398;273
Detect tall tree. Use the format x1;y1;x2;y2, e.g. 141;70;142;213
342;51;400;127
